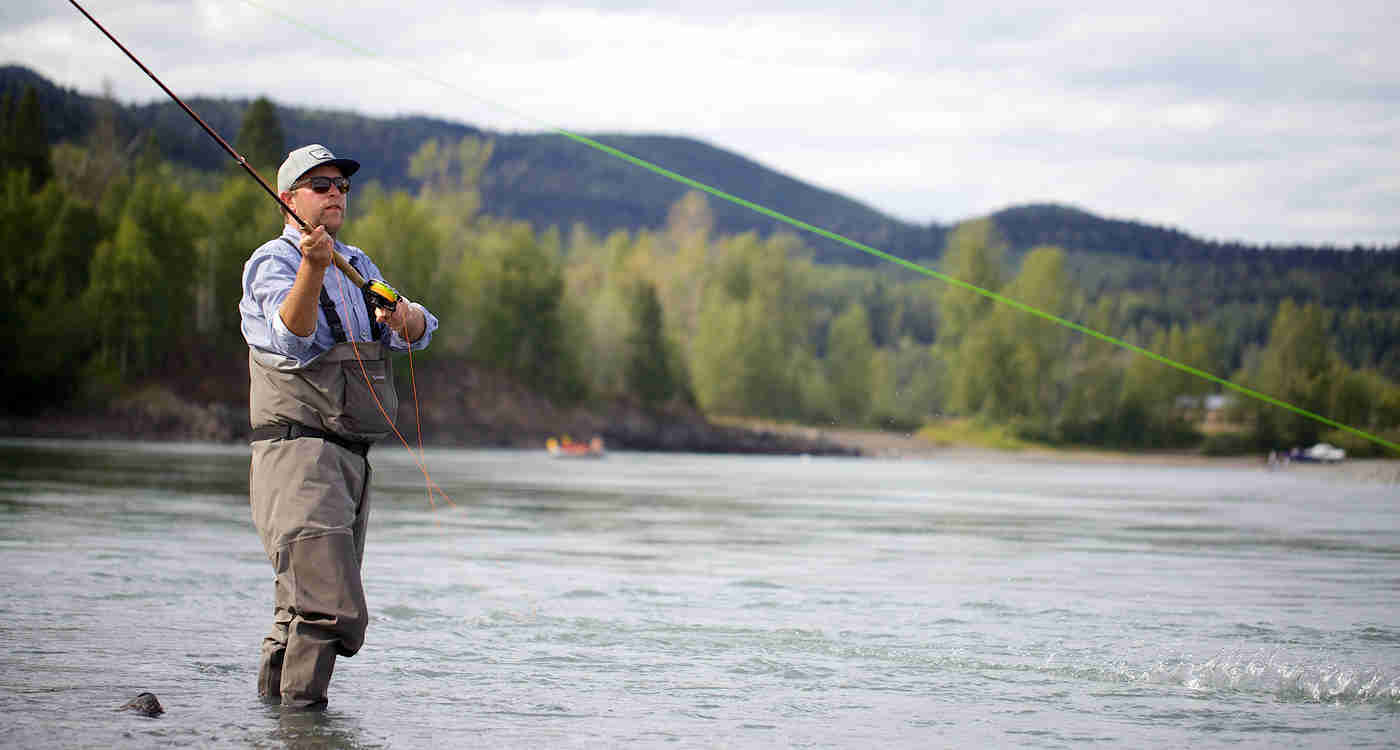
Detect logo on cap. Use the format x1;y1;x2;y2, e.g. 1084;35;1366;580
308;147;333;160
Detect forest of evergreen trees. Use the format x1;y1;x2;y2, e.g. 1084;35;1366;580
3;85;1398;456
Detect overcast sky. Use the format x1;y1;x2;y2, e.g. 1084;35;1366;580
4;0;1398;246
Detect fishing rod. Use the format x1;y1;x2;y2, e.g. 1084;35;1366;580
68;0;457;513
66;0;399;312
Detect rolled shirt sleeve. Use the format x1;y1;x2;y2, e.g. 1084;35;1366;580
346;252;438;352
240;239;321;364
386;301;438;352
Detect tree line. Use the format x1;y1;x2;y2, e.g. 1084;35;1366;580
3;87;1398;456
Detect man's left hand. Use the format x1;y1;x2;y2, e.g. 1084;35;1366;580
376;296;425;342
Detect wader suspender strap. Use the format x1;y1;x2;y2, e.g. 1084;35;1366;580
319;288;348;344
347;256;384;341
281;238;351;344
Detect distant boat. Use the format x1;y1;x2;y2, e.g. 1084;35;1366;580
546;436;606;458
1298;443;1346;463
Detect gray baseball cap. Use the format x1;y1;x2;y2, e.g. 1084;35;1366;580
276;144;361;193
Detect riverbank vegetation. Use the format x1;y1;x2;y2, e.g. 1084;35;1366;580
3;87;1398;456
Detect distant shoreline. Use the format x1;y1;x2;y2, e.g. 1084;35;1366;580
3;415;1396;482
720;418;1400;482
0;370;858;457
4;374;1395;480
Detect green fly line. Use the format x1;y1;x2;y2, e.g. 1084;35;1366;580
238;0;1397;455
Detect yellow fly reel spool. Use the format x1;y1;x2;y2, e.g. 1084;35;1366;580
362;279;400;312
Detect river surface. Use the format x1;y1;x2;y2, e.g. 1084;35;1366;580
0;438;1396;748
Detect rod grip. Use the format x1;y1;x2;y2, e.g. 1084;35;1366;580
332;251;366;287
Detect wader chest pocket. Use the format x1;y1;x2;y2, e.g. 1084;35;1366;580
248;343;398;444
340;358;397;436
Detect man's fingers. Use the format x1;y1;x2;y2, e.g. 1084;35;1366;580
373;303;410;334
300;226;334;268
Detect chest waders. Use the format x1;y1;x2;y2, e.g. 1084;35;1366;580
246;263;397;708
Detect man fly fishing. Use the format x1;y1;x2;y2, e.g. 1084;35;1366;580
239;144;439;709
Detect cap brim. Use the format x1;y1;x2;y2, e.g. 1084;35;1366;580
292;157;360;185
325;158;360;178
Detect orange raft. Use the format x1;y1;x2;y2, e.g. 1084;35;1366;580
546;435;606;458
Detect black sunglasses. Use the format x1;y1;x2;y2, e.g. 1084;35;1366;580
291;175;352;194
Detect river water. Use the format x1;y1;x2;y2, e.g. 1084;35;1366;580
0;438;1395;748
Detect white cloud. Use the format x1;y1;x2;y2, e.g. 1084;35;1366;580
4;0;1398;245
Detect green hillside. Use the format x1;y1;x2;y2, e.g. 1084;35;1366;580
12;64;1393;269
1;65;925;264
5;63;1400;455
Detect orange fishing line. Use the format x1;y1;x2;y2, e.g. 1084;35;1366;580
333;270;455;510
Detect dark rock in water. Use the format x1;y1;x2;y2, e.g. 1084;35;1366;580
118;692;164;717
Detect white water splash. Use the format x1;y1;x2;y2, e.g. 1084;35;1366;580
1132;650;1400;705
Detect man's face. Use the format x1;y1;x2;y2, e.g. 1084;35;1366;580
281;164;348;235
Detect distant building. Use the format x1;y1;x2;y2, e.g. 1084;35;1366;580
1173;394;1236;413
1173;393;1239;432
1205;394;1233;412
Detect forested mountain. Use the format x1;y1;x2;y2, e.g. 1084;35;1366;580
7;64;1394;271
6;64;1400;456
0;65;926;264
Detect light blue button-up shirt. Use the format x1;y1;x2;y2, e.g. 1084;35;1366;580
239;226;439;366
